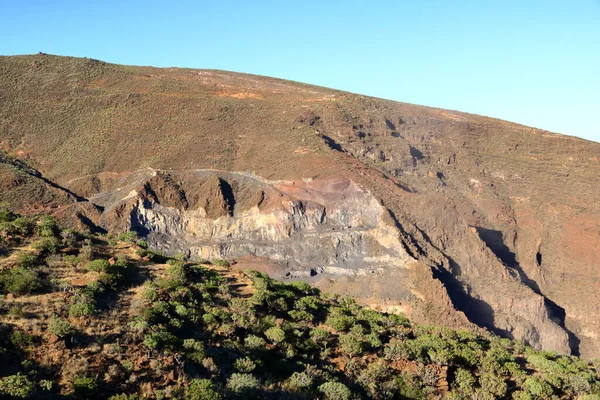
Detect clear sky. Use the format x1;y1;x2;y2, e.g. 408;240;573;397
2;0;599;143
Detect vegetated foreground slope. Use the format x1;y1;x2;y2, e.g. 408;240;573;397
0;54;599;359
1;208;600;399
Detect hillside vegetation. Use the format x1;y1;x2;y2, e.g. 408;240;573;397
0;206;599;399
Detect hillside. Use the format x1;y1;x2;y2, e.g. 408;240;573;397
1;54;599;360
1;208;600;399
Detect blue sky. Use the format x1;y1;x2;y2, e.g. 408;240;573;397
2;0;599;142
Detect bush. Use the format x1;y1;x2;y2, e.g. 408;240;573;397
118;231;138;242
108;395;141;400
212;259;230;267
523;377;554;399
63;254;80;268
48;317;76;338
69;298;97;317
384;338;410;361
0;373;35;398
10;330;33;348
84;259;110;272
288;371;313;390
135;248;149;257
60;229;78;247
311;328;330;345
31;237;61;254
453;368;476;395
71;374;98;398
36;215;59;237
79;244;93;261
12;217;36;236
143;329;180;351
183;339;205;363
318;381;352;400
136;240;148;249
265;326;286;344
186;379;222;400
338;333;365;357
0;267;43;295
14;251;39;268
8;306;25;318
244;335;266;351
479;372;507;398
325;314;355;332
226;373;259;395
166;262;188;282
234;357;256;373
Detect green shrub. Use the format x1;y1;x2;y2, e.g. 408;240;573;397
63;254;80;268
183;339;205;363
84;259;110;272
226;373;259;395
288;309;313;322
10;330;33;348
78;244;93;262
85;281;105;294
71;374;98;398
12;217;36;236
523;377;554;399
39;379;53;391
0;373;35;398
166;262;188;281
294;295;322;311
338;333;365;357
108;394;141;400
0;267;43;295
136;240;148;249
265;326;286;344
118;231;138;242
325;313;355;332
14;251;39;268
185;379;222;400
384;338;410;361
60;229;78;247
0;205;16;223
453;368;476;395
36;215;59;238
234;357;256;373
69;298;97;317
244;335;266;351
318;381;352;400
8;306;25;318
143;329;180;351
289;371;313;390
479;372;507;398
212;259;230;267
48;317;76;338
311;328;330;345
31;237;61;254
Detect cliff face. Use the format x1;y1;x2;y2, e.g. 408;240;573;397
1;54;598;357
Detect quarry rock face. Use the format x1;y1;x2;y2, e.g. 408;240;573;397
1;54;598;357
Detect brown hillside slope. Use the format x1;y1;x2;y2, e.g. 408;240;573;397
1;54;599;357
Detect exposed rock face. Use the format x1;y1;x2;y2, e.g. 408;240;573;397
94;170;411;278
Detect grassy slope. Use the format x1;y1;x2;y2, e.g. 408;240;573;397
0;208;599;399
